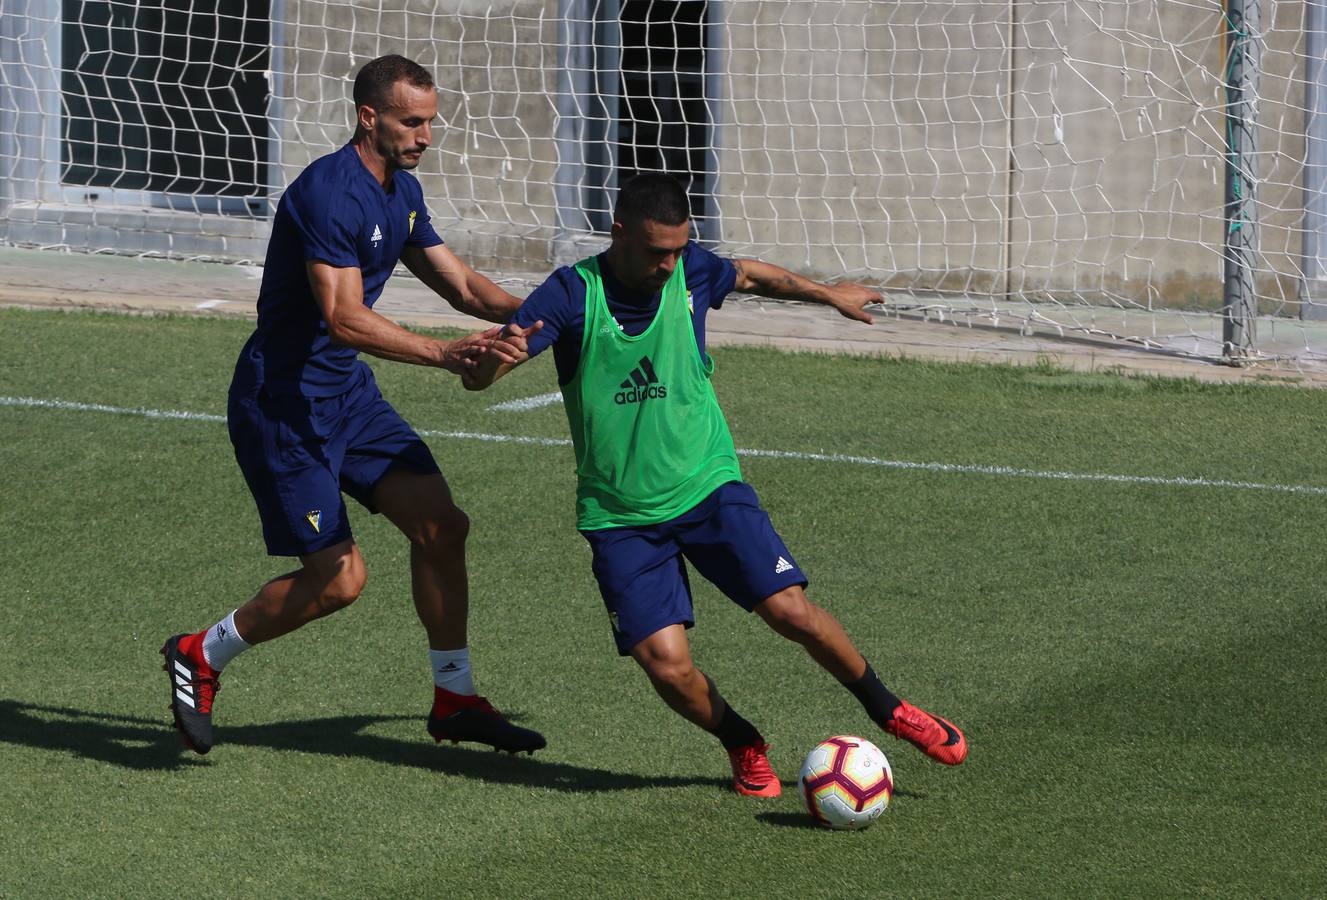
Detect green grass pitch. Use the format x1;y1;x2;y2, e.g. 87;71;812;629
1;307;1324;897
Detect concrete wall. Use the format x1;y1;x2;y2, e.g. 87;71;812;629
0;0;1316;312
1006;0;1307;312
716;1;1008;291
274;0;562;272
715;0;1311;310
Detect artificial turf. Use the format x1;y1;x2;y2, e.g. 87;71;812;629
1;308;1324;897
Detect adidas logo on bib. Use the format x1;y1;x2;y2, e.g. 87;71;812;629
615;356;668;405
775;556;794;574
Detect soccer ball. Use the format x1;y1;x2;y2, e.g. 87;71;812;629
799;735;893;830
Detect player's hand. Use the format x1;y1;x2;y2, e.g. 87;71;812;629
440;326;504;374
482;320;544;366
827;282;881;324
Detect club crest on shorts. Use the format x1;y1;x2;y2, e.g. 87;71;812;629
305;510;323;533
408;210;417;235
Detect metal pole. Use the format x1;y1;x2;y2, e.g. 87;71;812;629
554;0;598;237
1002;0;1016;304
1222;0;1261;361
1302;0;1327;319
553;0;621;262
702;0;727;244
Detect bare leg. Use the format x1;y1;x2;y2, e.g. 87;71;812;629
233;539;366;644
631;624;781;794
754;585;866;682
371;470;543;751
629;623;726;729
373;469;471;650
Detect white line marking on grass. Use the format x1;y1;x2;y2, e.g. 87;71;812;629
486;391;563;412
5;394;1327;497
195;300;226;310
417;427;571;448
1;395;226;423
735;447;1327;495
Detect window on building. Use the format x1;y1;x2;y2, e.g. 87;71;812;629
60;0;270;212
616;0;713;231
556;0;718;239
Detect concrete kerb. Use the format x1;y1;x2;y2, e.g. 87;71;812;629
3;244;1326;388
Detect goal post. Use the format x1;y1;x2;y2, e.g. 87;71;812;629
1223;0;1260;360
2;0;1327;368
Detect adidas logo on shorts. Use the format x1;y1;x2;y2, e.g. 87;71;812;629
775;556;794;574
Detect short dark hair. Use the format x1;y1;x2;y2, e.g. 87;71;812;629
614;173;691;228
353;55;434;111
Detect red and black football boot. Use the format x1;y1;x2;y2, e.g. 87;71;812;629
883;700;967;766
427;687;546;754
161;633;220;755
728;740;782;797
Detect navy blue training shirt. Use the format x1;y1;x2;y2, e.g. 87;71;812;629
510;242;738;385
233;143;444;397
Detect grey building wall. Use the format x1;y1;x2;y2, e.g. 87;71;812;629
274;0;562;273
0;0;1318;313
714;0;1310;311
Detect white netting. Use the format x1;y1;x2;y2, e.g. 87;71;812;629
3;0;1327;365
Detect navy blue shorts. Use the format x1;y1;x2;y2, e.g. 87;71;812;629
581;481;808;655
228;371;440;557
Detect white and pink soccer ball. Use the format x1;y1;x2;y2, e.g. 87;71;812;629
799;735;893;830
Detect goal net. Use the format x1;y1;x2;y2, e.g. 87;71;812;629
2;0;1326;367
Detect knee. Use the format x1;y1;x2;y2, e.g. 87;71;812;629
413;504;470;556
759;589;820;642
643;656;697;691
635;647;696;691
317;553;366;613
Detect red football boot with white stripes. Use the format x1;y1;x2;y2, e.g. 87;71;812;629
161;633;220;755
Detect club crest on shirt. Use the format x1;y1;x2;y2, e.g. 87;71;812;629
408;210;417;235
305;510;322;533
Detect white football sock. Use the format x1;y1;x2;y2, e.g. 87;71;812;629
430;647;475;695
201;610;251;671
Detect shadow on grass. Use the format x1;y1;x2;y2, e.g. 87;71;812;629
0;699;726;793
755;811;824;830
756;809;909;831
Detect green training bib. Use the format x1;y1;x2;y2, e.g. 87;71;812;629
562;254;743;530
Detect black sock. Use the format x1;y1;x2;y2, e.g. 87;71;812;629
708;703;763;751
843;661;903;729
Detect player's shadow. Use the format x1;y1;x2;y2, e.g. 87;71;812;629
754;811;825;830
755;786;927;830
0;699;725;794
755;791;923;831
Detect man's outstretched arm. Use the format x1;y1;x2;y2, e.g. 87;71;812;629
731;258;881;324
308;260;526;373
401;243;523;324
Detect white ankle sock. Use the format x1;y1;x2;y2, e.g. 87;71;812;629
430;647;475;695
201;610;251;671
